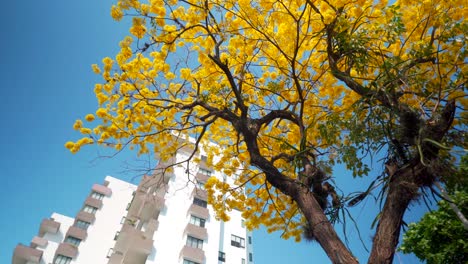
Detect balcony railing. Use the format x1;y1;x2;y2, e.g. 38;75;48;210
38;218;60;236
180;245;205;264
66;226;87;240
12;244;42;264
184;223;208;240
76;211;96;224
31;236;48;248
192;188;208;201
84;196;103;209
114;223;153;257
187;204;209;219
56;242;78;258
92;183;112;196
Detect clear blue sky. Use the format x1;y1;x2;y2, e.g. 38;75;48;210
1;1;424;263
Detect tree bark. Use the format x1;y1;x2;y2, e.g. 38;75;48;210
296;189;359;264
368;158;436;264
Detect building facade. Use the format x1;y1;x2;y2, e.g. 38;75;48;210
13;150;254;264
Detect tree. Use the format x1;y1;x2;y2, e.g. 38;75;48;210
66;0;467;263
399;156;468;263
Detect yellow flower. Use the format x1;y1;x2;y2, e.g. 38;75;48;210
64;141;75;149
96;108;107;118
85;114;95;122
111;5;124;21
130;17;146;39
80;128;92;134
91;64;101;74
73;119;83;130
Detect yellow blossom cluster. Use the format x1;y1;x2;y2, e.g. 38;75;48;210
69;0;467;241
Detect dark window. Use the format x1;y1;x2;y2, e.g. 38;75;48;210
74;220;90;230
199;168;212;176
82;205;98;214
197;181;206;190
201;155;207;162
248;236;252;244
249;253;253;262
231;234;245;248
190;215;206;228
186;235;203;249
64;236;81;246
114;231;120;240
218;251;226;262
193;197;207;208
91;192;104;200
54;255;72;264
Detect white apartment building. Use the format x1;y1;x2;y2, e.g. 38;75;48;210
13;149;254;264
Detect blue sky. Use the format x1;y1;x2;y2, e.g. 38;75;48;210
1;1;425;263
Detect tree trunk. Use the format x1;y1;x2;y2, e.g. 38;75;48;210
296;189;359;264
368;163;426;263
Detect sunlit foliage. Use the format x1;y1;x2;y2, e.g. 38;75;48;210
67;0;466;260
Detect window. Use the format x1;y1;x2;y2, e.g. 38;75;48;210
249;253;253;262
193;197;207;208
196;181;206;190
186;235;203;249
183;259;200;264
120;216;126;224
190;215;206;228
106;248;114;258
114;231;120;240
82;205;98;214
248;236;252;244
218;251;226;262
231;235;245;248
74;220;90;230
90;192;104;200
242;258;245;264
126;202;131;210
241;219;245;228
64;236;81;246
199;168;212;176
54;255;72;264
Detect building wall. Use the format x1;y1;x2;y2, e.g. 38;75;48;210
74;177;136;264
13;150;253;264
40;213;74;264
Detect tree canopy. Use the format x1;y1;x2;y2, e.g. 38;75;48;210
67;0;467;263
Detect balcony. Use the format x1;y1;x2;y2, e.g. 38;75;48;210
114;224;153;257
138;174;170;194
12;244;42;264
192;188;208;201
31;236;48;248
108;251;124;264
38;218;60;236
195;172;210;183
56;242;78;258
92;183;112;196
187;204;209;220
180;245;205;264
127;191;165;221
66;226;87;240
84;196;103;209
143;218;159;238
184;223;208;240
76;211;96;224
